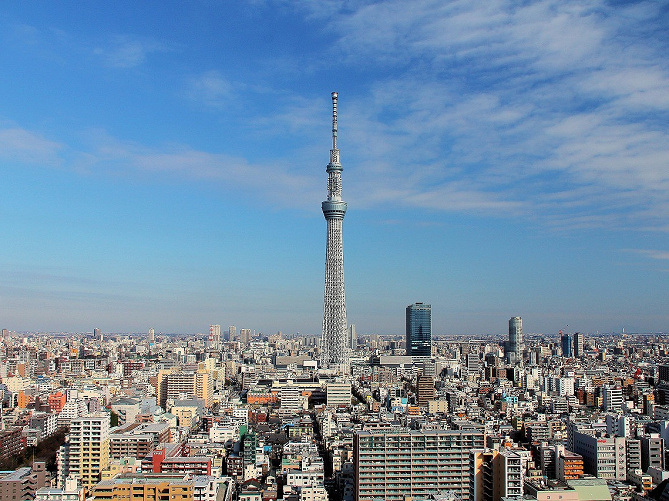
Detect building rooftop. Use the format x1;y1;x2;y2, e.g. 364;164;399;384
0;468;31;481
566;478;611;501
96;474;192;486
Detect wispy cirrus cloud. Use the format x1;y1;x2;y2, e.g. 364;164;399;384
94;34;169;68
625;249;669;261
73;130;322;209
0;127;62;165
186;71;235;108
293;0;669;230
4;0;669;232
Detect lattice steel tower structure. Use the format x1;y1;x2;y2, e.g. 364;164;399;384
321;91;348;370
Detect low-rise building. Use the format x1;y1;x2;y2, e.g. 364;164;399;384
0;463;47;501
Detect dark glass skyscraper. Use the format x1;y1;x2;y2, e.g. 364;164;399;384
406;303;432;357
561;331;573;358
573;332;584;358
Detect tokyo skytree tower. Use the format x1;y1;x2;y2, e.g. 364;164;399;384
321;92;348;370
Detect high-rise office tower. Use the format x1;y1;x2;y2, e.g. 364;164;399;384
573;331;584;357
508;316;523;362
148;328;155;344
406;303;432;357
321;92;348;370
348;324;357;350
228;325;236;342
209;324;221;350
561;331;573;358
239;328;251;345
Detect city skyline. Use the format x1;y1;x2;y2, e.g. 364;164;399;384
1;2;669;336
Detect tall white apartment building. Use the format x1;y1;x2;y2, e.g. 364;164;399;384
470;449;524;501
558;377;575;397
280;385;303;415
57;400;87;428
61;413;110;491
603;385;624;412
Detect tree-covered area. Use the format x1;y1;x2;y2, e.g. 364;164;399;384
0;427;68;472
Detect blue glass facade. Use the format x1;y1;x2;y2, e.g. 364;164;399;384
561;332;573;358
406;303;432;357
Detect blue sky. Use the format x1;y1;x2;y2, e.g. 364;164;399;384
1;0;668;336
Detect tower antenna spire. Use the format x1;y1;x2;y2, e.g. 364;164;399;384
332;91;338;151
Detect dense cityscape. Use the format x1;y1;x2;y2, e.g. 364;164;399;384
1;322;669;501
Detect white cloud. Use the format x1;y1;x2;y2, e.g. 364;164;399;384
0;127;62;165
284;0;669;229
76;131;322;210
94;35;167;68
626;249;669;261
186;71;234;108
6;0;669;232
